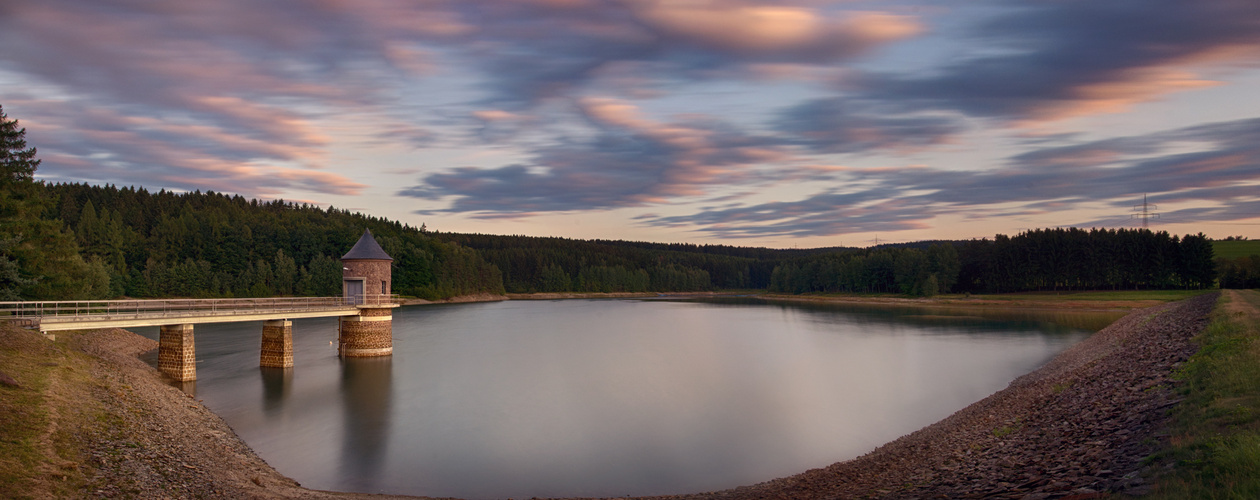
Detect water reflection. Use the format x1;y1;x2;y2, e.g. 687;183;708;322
259;367;292;415
339;356;393;491
174;380;197;397
699;296;1126;332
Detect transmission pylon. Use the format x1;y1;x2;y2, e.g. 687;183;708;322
1131;194;1159;229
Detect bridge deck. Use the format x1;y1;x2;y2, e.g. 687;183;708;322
0;296;399;332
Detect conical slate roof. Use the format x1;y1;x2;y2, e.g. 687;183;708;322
341;229;394;261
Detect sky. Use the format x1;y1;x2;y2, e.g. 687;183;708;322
2;0;1259;248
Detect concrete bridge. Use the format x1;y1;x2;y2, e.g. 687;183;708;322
0;294;400;380
0;229;400;382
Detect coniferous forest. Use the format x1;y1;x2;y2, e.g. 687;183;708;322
0;105;1242;301
765;229;1218;296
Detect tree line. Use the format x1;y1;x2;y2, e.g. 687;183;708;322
432;233;779;293
955;228;1216;292
767;228;1217;296
1218;256;1260;289
40;183;504;300
767;244;960;296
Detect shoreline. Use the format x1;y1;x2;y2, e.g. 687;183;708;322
5;292;1216;498
398;291;754;304
403;290;1177;312
755;292;1171;312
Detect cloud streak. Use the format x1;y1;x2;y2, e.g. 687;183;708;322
17;99;364;198
860;0;1260;121
401;97;793;215
637;116;1260;238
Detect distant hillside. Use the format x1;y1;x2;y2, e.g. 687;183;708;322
26;183;807;299
29;183;503;300
1213;239;1260;259
13;182;1229;301
769;228;1217;295
432;233;791;292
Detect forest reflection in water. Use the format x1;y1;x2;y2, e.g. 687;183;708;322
138;297;1113;499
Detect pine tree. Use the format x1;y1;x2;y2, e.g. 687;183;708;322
0;236;32;300
0;105;40;187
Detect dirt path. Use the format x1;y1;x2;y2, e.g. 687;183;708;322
1220;289;1260;319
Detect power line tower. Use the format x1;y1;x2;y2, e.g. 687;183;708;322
1131;194;1159;229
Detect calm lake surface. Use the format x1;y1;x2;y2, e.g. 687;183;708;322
136;298;1115;499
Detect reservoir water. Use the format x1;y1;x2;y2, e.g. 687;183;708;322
135;298;1112;499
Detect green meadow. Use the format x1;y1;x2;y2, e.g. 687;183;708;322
1213;240;1260;260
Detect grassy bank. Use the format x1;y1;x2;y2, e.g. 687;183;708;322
965;290;1214;302
760;289;1212;314
1149;289;1260;498
0;327;96;498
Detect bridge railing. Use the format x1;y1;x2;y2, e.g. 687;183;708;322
0;294;401;320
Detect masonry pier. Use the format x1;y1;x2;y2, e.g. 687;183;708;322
159;324;197;382
260;320;294;368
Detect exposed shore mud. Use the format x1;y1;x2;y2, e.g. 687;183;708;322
4;293;1216;498
398;293;509;306
757;293;1168;312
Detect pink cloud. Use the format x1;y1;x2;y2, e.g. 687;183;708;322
14;99;364;198
629;2;921;56
1020;67;1225;123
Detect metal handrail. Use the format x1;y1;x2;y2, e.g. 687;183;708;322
0;294;401;320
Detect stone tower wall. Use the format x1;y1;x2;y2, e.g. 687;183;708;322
342;260;392;298
339;308;394;357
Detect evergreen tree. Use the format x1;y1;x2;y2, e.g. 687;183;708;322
0;236;32;300
0;104;108;300
273;249;297;296
1179;233;1216;289
0;105;40;187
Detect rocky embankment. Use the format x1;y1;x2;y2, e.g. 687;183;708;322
9;293;1214;499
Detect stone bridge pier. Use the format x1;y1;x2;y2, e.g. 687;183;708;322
260;320;294;368
159;324;197;381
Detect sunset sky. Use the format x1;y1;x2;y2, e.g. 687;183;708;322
2;0;1259;248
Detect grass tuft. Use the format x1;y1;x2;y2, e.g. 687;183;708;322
992;418;1024;439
